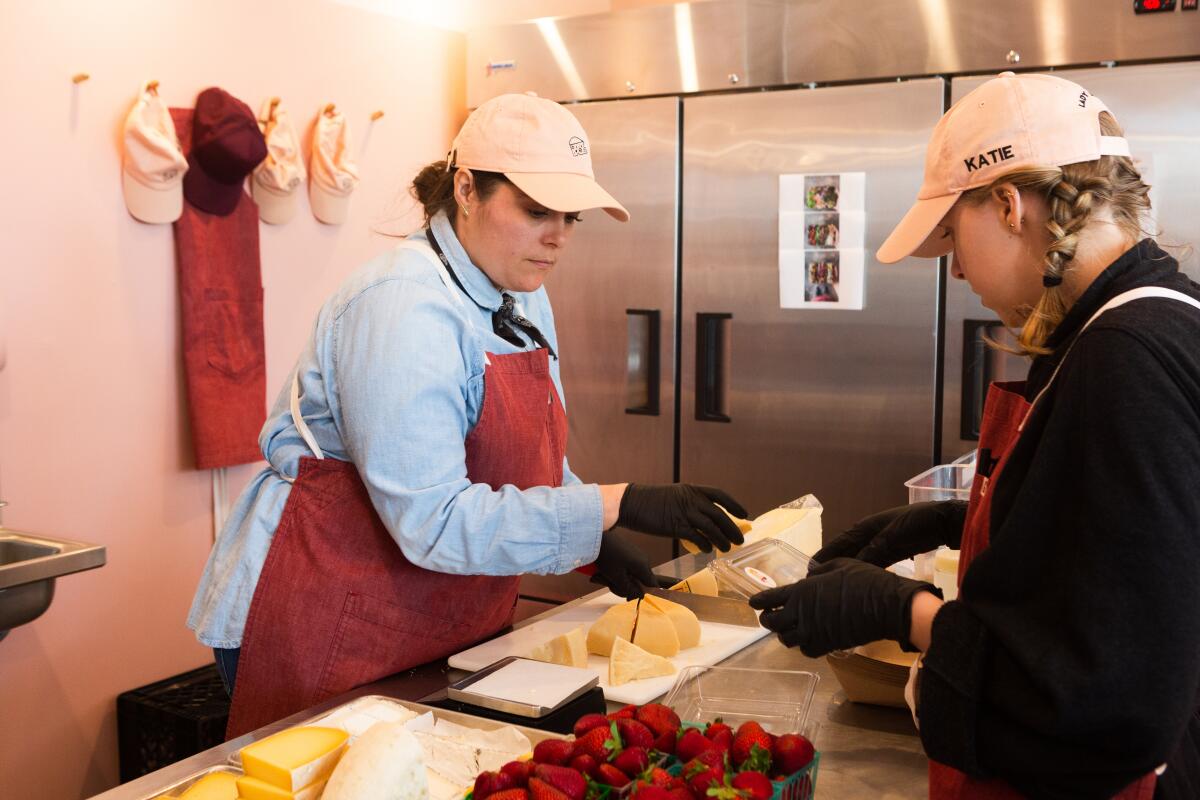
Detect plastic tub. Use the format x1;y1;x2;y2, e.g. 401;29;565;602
707;538;812;600
662;665;819;735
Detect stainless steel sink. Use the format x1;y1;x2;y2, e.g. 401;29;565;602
0;528;106;636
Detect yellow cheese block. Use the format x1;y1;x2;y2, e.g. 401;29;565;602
670;569;719;597
609;636;676;686
587;601;679;657
642;595;700;650
239;726;348;792
177;771;238;800
680;507;754;554
527;626;588;668
236;775;327;800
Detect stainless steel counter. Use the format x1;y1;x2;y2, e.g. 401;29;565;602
91;552;928;799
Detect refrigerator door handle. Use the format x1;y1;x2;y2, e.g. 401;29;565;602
960;319;1001;440
696;312;732;423
624;309;661;415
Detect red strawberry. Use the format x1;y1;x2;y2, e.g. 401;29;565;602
704;721;733;741
652;728;676;755
615;718;655;750
708;727;733;754
732;722;773;770
665;787;695;800
609;703;638;720
487;790;529;800
612;745;650;777
731;771;773;800
635;703;682;738
531;764;587;800
771;732;815;775
475;770;516;800
568;754;597;776
631;787;673;800
501;761;532;788
675;728;715;763
573;713;612;738
528;777;570;800
683;750;729;797
572;722;622;763
594;763;632;788
642;767;674;788
533;738;575;766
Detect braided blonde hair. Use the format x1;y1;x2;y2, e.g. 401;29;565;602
960;112;1152;356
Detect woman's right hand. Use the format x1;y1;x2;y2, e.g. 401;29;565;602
614;483;748;553
811;500;968;571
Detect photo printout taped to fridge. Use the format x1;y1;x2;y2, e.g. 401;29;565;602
462;660;598;708
778;172;866;311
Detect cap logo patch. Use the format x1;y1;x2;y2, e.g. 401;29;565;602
964;144;1014;173
568;136;588;157
1079;91;1089;108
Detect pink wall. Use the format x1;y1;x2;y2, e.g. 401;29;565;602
0;1;465;797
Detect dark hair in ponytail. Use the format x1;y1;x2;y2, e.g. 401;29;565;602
410;161;511;224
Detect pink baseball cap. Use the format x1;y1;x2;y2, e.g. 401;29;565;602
450;93;629;222
122;81;188;224
877;72;1131;264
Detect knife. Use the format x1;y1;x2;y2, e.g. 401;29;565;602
644;587;762;628
629;596;643;643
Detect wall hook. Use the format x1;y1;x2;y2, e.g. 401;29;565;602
72;73;90;84
370;110;385;121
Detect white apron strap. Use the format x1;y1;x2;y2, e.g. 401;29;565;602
1020;287;1200;431
395;239;491;366
289;370;325;464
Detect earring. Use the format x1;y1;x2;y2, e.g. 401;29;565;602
459;203;469;218
1008;222;1014;228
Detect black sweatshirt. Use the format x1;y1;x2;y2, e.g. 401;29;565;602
918;240;1200;799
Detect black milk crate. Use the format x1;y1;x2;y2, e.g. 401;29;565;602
117;664;230;782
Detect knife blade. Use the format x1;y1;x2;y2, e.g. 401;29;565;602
644;587;762;628
629;596;643;643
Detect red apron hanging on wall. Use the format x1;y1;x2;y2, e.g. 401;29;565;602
170;107;266;469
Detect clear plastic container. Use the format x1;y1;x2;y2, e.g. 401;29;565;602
904;452;975;581
662;665;819;736
707;538;812;599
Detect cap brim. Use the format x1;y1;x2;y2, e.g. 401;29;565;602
123;170;183;224
310;181;351;225
506;172;630;223
876;192;960;264
252;180;299;225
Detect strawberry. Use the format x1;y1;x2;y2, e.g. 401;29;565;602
631;787;673;800
615;718;656;750
487;790;529;800
652;728;676;755
641;767;674;788
573;713;612;738
635;703;682;738
675;728;715;763
731;771;773;800
475;770;516;800
609;703;638;720
771;732;815;775
572;721;622;763
501;761;532;788
532;764;587;800
533;738;575;766
683;750;728;797
665;787;695;800
704;721;733;741
528;777;570;800
594;763;632;788
732;722;773;770
708;727;733;755
569;754;597;776
612;745;650;777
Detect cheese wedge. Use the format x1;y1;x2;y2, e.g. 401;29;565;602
609;636;676;686
235;775;327;800
587;601;679;657
176;771;238;800
527;626;588;668
670;569;719;597
239;726;348;792
680;507;754;554
323;722;429;800
642;595;701;649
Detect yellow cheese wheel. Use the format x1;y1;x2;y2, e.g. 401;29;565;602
176;771;238;800
670;569;720;597
587;601;679;657
527;626;588;668
642;595;701;650
609;636;676;686
235;775;327;800
239;726;348;792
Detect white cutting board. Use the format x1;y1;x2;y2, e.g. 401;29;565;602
448;592;771;705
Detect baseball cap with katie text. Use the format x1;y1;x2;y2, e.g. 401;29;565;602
877;72;1131;264
449;93;629;222
252;99;307;225
309;107;359;225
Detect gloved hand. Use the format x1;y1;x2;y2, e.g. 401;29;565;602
616;484;747;553
591;534;658;600
810;501;968;571
749;557;941;657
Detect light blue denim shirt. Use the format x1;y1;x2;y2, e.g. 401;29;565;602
188;211;604;649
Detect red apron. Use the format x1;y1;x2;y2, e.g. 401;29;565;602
225;342;568;738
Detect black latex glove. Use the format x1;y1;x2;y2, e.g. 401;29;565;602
810;501;968;572
616;484;748;553
749;557;941;657
591;535;658;600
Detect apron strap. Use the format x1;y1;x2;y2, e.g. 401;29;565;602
289;370;325;463
1019;287;1200;431
395;238;492;367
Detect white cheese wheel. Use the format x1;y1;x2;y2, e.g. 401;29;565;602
527;626;588;667
670;569;720;597
323;722;429;800
176;771;238;800
586;601;679;657
239;726;348;792
609;636;676;686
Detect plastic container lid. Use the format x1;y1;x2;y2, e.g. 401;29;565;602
904;463;974;503
662;665;819;736
707;537;812;599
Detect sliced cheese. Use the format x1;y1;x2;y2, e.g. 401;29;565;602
176;771;238;800
239;726;348;792
609;636;676;686
642;595;701;650
526;626;588;668
235;775;326;800
323;722;429;800
670;569;719;597
587;600;679;657
680;506;754;554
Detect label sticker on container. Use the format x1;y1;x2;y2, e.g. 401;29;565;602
743;567;777;589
